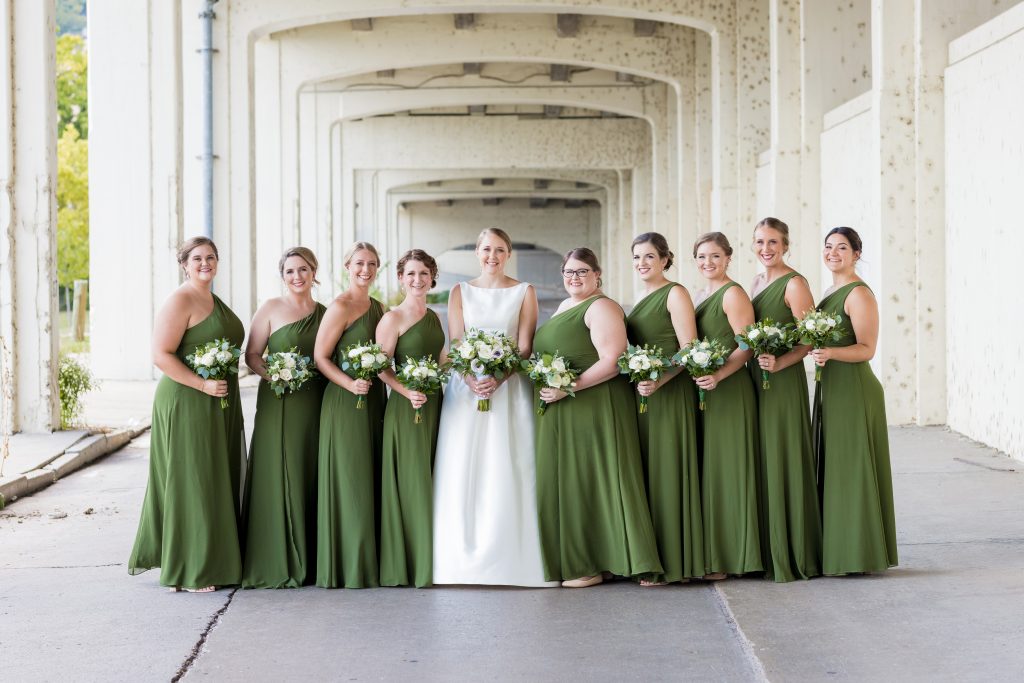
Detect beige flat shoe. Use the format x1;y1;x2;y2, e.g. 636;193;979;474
703;572;727;581
562;575;604;588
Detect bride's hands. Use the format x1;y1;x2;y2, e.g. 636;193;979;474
465;374;498;399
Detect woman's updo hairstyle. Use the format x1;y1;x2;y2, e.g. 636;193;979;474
278;246;320;285
631;232;674;270
692;231;734;258
343;241;381;268
753;217;791;251
396;248;439;289
825;226;863;255
177;236;219;266
562;247;603;287
476;227;513;252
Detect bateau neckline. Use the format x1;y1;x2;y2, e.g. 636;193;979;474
462;281;527;291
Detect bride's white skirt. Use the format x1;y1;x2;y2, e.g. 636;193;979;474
432;372;558;587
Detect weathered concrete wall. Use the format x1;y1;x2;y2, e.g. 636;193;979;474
945;4;1024;460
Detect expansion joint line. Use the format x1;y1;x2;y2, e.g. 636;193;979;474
710;583;770;682
172;587;238;681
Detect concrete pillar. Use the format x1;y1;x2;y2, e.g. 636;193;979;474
0;0;60;432
694;30;714;238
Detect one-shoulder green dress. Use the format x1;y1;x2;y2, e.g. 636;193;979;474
129;295;246;589
241;304;326;588
379;309;446;588
533;296;663;581
626;283;705;582
814;282;898;575
750;272;822;582
695;282;763;576
317;299;387;588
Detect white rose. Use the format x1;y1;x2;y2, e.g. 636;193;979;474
551;358;566;373
271;373;280;381
804;320;815;331
215;350;231;363
628;356;644;371
360;353;375;366
348;348;361;359
690;350;711;367
748;328;761;340
458;343;475;359
201;353;216;366
375;353;387;365
476;343;493;359
283;356;297;369
280;368;293;381
550;374;566;388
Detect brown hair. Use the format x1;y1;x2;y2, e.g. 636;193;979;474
396;248;439;289
343;241;381;268
631;232;674;270
692;231;733;258
176;236;219;265
278;246;320;285
753;217;790;250
562;247;603;287
476;227;513;252
825;226;863;254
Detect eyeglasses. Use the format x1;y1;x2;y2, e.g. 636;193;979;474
561;268;592;279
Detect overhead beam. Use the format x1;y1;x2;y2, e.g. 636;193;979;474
543;105;562;118
556;14;580;38
529;197;550;209
565;199;585;208
550;64;570;82
435;199;453;207
481;178;496;186
463;62;482;75
351;18;373;31
534;179;550;190
482;197;501;206
454;14;475;30
616;72;634;83
427;180;442;187
634;19;657;37
376;69;395;79
468;104;486;115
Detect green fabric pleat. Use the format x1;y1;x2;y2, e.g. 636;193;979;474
128;295;246;589
316;299;387;588
750;272;822;582
695;282;763;576
626;283;705;581
379;309;445;588
813;282;898;575
533;296;663;582
241;304;326;588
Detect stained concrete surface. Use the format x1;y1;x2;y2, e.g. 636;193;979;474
1;426;1022;681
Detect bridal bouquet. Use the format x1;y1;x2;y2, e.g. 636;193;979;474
185;338;241;409
796;309;845;382
735;318;799;390
616;344;672;414
521;352;578;416
673;338;729;411
338;341;390;408
396;355;448;424
265;347;317;399
447;328;521;412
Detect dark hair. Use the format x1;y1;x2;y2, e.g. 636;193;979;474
692;231;733;258
562;247;603;287
753;217;790;250
177;236;218;265
824;226;863;254
476;227;513;252
279;246;320;285
631;232;674;270
396;248;438;289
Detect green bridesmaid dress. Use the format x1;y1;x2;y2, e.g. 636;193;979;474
626;283;705;582
129;295;246;589
695;282;763;576
241;304;327;588
379;309;445;587
533;296;663;581
813;282;898;575
750;272;822;582
316;299;387;588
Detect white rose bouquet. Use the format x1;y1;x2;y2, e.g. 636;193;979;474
185;338;242;409
795;309;845;382
446;328;521;412
396;355;448;424
673;337;729;411
616;344;672;414
521;351;579;416
735;318;799;390
338;341;390;409
265;347;317;399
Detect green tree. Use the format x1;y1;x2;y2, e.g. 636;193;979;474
57;124;89;288
57;34;88;138
57;0;87;36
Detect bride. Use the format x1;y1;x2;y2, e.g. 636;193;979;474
432;228;558;587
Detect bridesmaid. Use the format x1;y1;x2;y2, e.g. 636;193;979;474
128;236;244;592
534;247;662;588
692;232;763;579
314;242;387;588
626;233;705;585
811;227;898;575
241;247;326;588
377;249;446;588
748;218;822;582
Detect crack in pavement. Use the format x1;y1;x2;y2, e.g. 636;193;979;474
172;588;238;682
952;457;1016;472
710;584;770;682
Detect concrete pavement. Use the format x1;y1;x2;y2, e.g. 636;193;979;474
2;425;1023;680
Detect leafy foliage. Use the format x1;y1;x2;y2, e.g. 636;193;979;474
58;354;97;428
57;35;88;138
57;124;89;287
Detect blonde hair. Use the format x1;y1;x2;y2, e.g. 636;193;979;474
692;231;733;258
476;227;513;252
753;217;790;250
343;241;381;268
279;246;320;285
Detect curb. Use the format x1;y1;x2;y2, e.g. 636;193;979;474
0;422;150;509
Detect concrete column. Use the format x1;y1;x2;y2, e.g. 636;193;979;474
872;0;917;425
0;0;59;432
694;30;714;237
253;37;286;306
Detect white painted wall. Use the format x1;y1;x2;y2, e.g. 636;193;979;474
945;4;1024;461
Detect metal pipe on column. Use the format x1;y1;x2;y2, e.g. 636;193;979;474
198;0;218;238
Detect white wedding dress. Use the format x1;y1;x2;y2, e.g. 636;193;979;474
432;282;558;587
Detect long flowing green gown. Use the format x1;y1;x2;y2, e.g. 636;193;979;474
533;296;663;581
241;304;326;588
129;295;246;589
695;282;763;576
626;283;705;582
379;309;445;587
750;272;822;582
814;282;898;575
316;299;387;588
